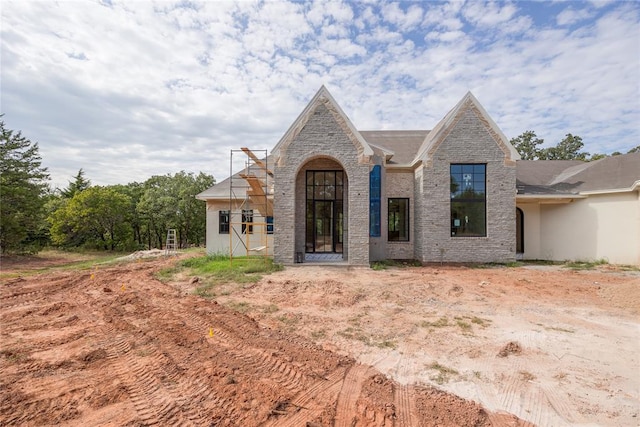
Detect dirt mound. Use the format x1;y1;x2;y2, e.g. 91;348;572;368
497;341;523;358
0;257;528;426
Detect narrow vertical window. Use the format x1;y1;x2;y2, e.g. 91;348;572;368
388;198;409;241
219;210;229;234
370;165;381;237
266;216;274;234
450;164;486;237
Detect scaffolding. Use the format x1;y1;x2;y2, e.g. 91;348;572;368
229;148;272;263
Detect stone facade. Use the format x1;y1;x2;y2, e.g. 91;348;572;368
416;106;516;263
202;87;519;265
273;103;371;265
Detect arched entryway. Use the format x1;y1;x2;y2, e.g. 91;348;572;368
516;207;524;257
295;157;347;262
305;170;344;254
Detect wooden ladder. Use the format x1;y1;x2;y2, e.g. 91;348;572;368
165;229;177;256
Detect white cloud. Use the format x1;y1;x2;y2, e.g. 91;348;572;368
556;7;594;26
1;0;638;189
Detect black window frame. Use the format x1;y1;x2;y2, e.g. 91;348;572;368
450;163;487;237
388;198;410;242
219;210;230;234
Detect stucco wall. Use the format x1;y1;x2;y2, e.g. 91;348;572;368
205;200;274;257
538;192;639;265
273;103;370;265
516;203;541;261
417;107;516;263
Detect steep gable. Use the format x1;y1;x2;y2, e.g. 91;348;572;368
271;86;373;165
413;92;520;167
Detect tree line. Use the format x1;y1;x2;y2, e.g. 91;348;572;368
1;118;214;254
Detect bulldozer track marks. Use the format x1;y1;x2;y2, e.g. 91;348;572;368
334;364;372;427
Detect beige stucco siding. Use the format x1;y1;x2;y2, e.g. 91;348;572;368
204;200;274;257
536;192;639;265
516;203;541;261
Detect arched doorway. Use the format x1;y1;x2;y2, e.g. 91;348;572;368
305;170;344;254
516;207;524;256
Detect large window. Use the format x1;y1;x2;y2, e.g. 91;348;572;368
219;210;229;234
370;165;381;237
388;198;409;241
450;164;486;237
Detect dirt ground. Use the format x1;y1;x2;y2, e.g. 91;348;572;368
1;254;638;426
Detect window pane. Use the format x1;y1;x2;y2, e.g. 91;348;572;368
451;164;486;236
325;172;335;185
307;171;314;185
314;172;324;186
388;198;409;241
451;201;486;236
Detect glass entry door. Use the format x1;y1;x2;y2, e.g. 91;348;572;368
306;170;344;253
314;201;334;252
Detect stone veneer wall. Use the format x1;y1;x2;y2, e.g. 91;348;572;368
418;107;516;263
383;169;415;259
273;103;371;265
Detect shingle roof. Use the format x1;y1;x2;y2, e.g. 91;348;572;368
359;130;429;165
516;152;640;195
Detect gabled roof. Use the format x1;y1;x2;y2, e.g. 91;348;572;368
516;152;640;195
413;92;520;166
271;85;374;163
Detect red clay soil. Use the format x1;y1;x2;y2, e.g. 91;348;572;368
0;256;526;426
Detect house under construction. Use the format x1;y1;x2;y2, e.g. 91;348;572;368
197;148;274;259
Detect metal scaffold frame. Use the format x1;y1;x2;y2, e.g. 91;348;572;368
229;148;272;264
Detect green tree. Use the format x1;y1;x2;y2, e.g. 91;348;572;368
0;118;50;253
628;146;639;154
61;168;91;198
137;171;214;249
510;130;544;160
540;133;589;160
49;186;132;250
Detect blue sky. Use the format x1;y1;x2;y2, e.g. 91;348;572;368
2;0;638;189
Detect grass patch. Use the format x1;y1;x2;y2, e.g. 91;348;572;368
181;255;282;285
0;249;130;280
153;254;283;293
262;304;280;314
564;259;608;270
427;361;458;384
454;317;472;332
420;317;449;328
536;323;575;334
470;316;492;327
226;300;251;314
371;259;422;270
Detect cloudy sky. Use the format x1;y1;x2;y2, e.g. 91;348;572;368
2;0;638;189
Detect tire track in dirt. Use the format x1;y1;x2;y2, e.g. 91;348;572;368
540;382;582;425
391;353;419;427
334;363;373;427
176;306;315;395
263;366;348;426
105;333;203;426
